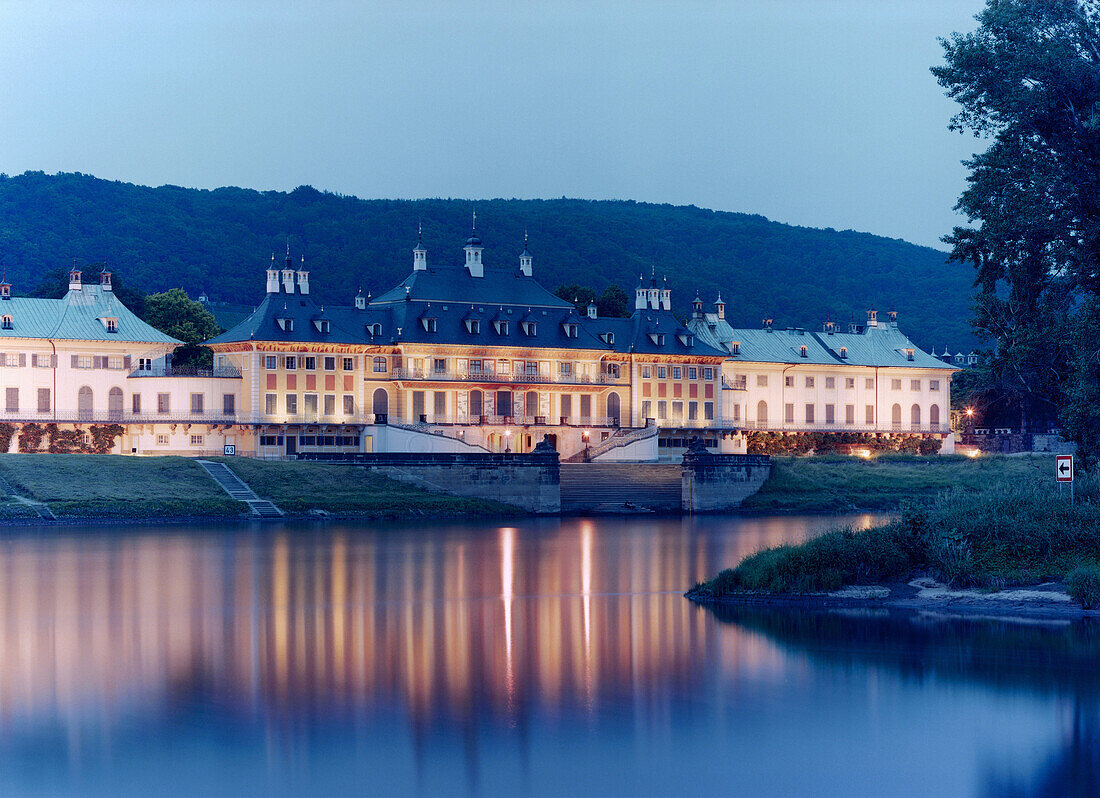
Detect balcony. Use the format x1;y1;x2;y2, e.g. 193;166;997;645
737;421;948;434
387;368;625;386
129;366;242;378
0;410;240;425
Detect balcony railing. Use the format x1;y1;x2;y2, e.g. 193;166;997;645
129;366;242;378
0;410;240;424
387;368;624;386
737;421;948;434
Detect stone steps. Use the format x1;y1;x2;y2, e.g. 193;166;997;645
196;460;285;519
559;463;681;513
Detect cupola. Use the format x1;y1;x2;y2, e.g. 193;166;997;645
0;277;11;300
296;255;309;295
692;292;703;319
100;265;112;291
519;230;533;277
266;254;280;293
660;276;671;311
354;287;366;310
867;309;878;328
464;211;484;278
715;293;725;321
69;266;82;292
635;275;648;310
413;222;427;271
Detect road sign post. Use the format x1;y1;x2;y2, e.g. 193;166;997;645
1056;455;1074;505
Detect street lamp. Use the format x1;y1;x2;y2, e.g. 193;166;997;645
504;429;512;454
582;429;590;461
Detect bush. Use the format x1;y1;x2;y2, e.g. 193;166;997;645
1067;564;1100;609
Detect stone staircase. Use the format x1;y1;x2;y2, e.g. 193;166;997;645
196;460;284;519
559;463;682;514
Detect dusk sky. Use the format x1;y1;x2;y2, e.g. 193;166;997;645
0;0;985;249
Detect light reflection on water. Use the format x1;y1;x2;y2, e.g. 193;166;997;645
0;513;1089;797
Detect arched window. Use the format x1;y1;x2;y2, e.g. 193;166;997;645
911;403;921;429
1;316;12;330
372;388;388;419
108;387;123;420
496;390;513;418
525;390;538;418
757;400;768;426
930;404;940;429
469;389;483;419
891;403;902;428
78;386;93;420
607;392;621;425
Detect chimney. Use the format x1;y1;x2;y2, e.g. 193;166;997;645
867;309;878;327
586;302;597;320
69;267;82;292
296;256;309;295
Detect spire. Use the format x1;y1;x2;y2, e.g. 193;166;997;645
464;211;484;276
413;220;428;270
519;228;533;276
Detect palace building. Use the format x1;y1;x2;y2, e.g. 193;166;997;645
0;224;956;459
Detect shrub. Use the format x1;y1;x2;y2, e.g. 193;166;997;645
1067;565;1100;609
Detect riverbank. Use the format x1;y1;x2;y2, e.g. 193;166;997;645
689;476;1100;612
740;453;1051;512
0;455;520;524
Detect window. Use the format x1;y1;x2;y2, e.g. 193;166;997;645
373;356;387;373
76;355;93;369
672;366;681;379
495;320;509;336
526;362;538;375
285;356;297;370
304;394;318;415
265;394;277;415
866;405;875;424
704;402;714;420
37;388;50;413
433;358;446;374
190;393;204;414
0;316;11;330
421;317;437;333
785;403;795;423
704;368;713;380
805;404;815;423
35;355;53;369
642;366;651;379
606;363;620;379
839;347;848;359
799;345;808;358
672;400;683;420
259;435;283;446
190;435;204;446
131;393;140;414
657;400;667;420
266;356;277;370
825;377;835;389
4;387;16;412
157;393;170;414
108;356;123;370
825;404;835;424
731;403;740;421
324;394;336;416
105;319;117;333
156;434;169;446
223;394;235;415
6;353;18;367
845;377;855;389
521;321;536;336
891;379;902;390
343;357;355;370
314;320;330;334
865;378;875;390
343;395;355;415
304;357;316;370
911;379;921;391
286;394;298;414
657;366;667;379
688;401;698;420
845;404;855;424
560;362;572;376
756;375;768;387
785;376;794;388
930;380;940;391
324;357;335;370
467;319;481;334
497;359;509;374
641;400;652;420
805;377;814;388
688;367;697;380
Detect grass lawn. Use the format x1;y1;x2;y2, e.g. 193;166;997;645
0;455;248;519
741;453;1052;512
207;457;520;517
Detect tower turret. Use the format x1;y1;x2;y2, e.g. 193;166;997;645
413;222;427;271
635;275;647;310
660;276;671;311
464;211;484;278
519;230;533;277
715;293;725;321
266;254;280;293
296;255;309;294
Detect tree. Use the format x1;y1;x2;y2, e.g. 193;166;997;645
143;288;220;369
554;284;597;313
597;284;630;318
933;0;1100;454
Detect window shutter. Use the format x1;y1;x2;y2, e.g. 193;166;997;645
95;356;105;369
18;354;25;367
123;355;131;369
30;354;37;367
51;354;58;368
71;355;79;368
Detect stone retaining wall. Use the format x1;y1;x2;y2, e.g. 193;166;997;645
680;448;771;512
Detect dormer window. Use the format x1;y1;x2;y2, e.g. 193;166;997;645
562;322;578;338
276;318;293;332
465;319;481;334
648;333;666;346
1;316;12;330
99;317;118;333
494;320;509;336
677;333;694;347
312;319;331;333
521;321;537;336
365;323;382;337
421;317;437;333
904;348;915;361
600;332;615;345
799;345;808;358
731;341;741;355
839;347;848;359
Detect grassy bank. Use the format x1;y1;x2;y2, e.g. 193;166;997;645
208;457;521;518
741;453;1051;512
693;478;1100;602
0;455;248;519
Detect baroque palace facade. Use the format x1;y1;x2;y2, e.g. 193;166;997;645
0;227;956;460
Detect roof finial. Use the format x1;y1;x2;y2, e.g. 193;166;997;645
472;209;477;232
524;227;528;246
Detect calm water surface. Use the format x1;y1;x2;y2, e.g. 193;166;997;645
0;513;1095;797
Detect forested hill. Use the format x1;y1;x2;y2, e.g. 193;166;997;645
0;171;975;348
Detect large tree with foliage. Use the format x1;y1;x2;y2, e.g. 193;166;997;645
554;283;631;318
143;288;221;369
933;0;1100;456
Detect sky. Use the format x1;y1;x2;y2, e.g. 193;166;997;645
0;0;987;249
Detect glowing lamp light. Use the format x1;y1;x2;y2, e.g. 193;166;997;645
965;407;975;417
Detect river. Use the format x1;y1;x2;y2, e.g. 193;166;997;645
0;514;1095;797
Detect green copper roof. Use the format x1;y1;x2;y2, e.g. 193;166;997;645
0;286;179;344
